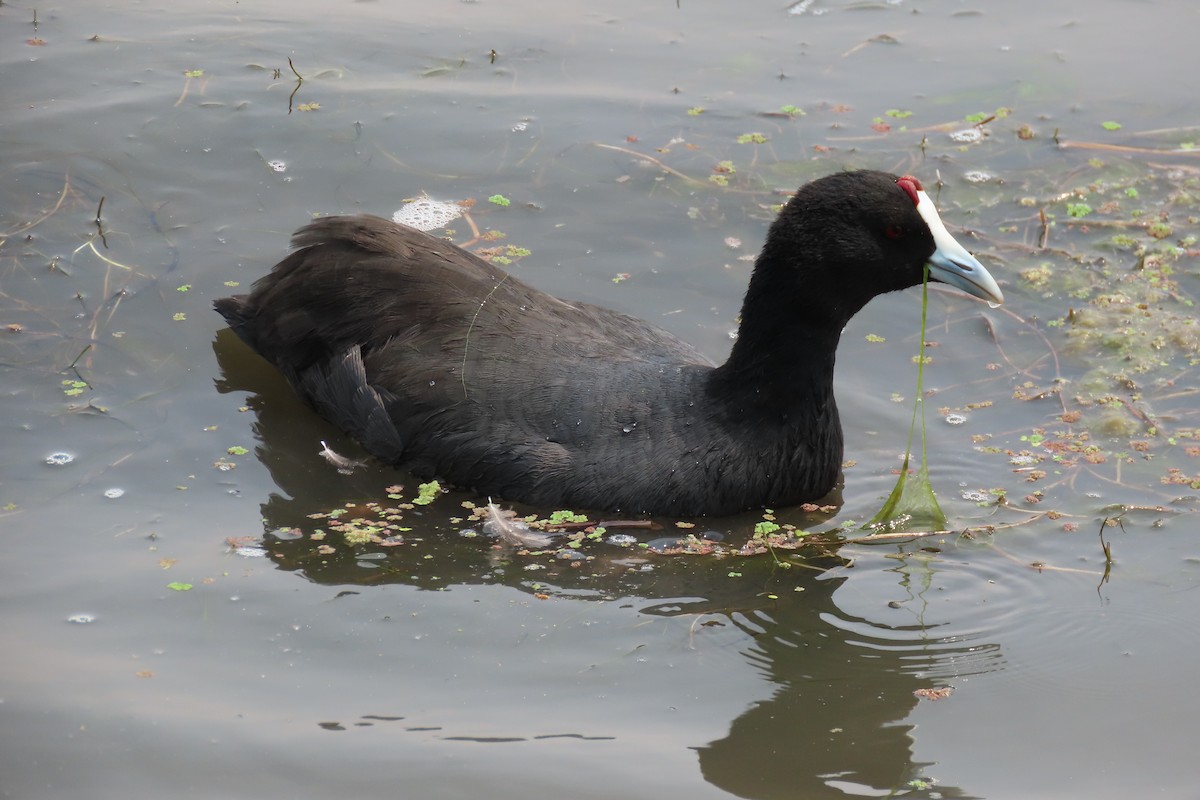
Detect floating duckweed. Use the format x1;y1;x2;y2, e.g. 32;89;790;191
413;480;442;505
269;527;304;540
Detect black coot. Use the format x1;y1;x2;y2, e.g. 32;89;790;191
215;170;1002;515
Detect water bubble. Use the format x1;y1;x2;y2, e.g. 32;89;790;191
45;452;74;466
963;170;993;183
103;487;125;499
949;128;984;143
605;533;638;547
267;160;287;173
234;545;268;558
1010;454;1037;466
961;490;989;502
557;549;586;561
66;614;96;625
392;197;463;232
944;413;967;425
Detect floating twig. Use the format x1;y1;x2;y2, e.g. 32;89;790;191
1098;518;1114;591
591;142;707;187
287;57;304;113
1059;139;1200;156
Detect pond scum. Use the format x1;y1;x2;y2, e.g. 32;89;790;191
5;102;1199;570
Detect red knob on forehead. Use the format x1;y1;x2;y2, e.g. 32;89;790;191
896;175;923;206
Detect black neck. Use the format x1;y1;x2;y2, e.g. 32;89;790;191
710;251;846;411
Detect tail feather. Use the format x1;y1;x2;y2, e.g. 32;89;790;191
296;346;406;463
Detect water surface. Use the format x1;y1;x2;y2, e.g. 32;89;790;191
4;1;1200;798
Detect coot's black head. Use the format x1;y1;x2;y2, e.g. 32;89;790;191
755;170;1002;326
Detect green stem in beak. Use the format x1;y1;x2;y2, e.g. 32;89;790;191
867;264;948;532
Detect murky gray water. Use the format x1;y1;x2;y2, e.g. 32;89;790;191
4;1;1200;798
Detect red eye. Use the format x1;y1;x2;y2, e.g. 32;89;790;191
885;224;904;239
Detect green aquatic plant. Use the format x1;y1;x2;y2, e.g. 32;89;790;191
61;379;87;397
412;481;442;505
867;267;947;532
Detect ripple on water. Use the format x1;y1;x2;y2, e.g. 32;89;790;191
821;549;1200;701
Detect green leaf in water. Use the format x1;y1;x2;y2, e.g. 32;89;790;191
167;582;193;591
867;267;947;532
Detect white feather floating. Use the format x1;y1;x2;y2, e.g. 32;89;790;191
483;500;555;548
318;440;368;474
